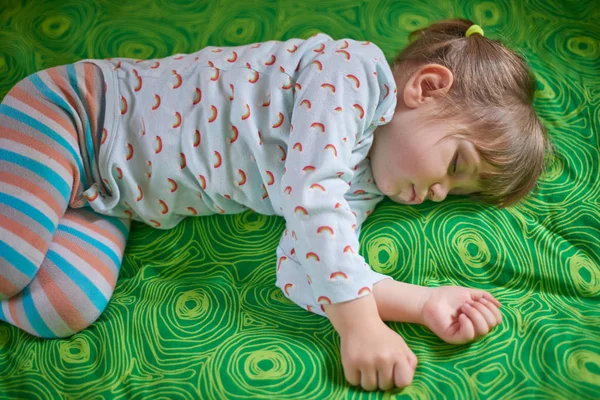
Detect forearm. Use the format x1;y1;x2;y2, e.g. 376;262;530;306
322;278;433;336
371;278;434;325
324;279;433;335
323;293;383;336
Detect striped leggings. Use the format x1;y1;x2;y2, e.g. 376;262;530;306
0;63;130;338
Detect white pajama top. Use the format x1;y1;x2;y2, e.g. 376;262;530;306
79;32;397;312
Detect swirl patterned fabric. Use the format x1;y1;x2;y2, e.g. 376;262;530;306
0;0;598;398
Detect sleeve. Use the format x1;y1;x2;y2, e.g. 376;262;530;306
275;214;393;317
279;38;396;307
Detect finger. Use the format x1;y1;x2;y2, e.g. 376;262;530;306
481;292;501;308
344;365;361;387
361;367;378;391
457;313;475;342
480;298;503;325
470;290;502;308
378;362;395;391
462;303;489;336
469;300;497;328
409;351;418;370
447;319;462;337
393;358;415;388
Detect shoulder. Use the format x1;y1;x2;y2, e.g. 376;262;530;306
297;34;395;90
305;34;390;69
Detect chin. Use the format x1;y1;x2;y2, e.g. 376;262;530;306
392;194;413;204
390;197;408;205
374;181;397;197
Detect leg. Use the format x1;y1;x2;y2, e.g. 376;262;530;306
0;62;104;299
0;62;121;337
0;207;130;338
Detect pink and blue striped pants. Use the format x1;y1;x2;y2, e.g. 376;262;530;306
0;62;130;338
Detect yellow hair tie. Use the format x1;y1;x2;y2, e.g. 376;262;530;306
465;24;484;38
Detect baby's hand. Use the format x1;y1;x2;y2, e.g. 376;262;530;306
421;286;502;344
340;318;417;391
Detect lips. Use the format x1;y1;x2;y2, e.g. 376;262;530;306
409;185;416;202
408;185;422;204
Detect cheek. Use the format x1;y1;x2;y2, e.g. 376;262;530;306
395;149;424;177
372;164;398;196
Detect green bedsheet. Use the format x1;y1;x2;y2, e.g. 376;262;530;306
1;0;598;398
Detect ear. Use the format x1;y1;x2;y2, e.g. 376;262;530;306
403;64;453;109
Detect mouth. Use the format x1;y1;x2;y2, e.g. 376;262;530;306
408;185;422;204
409;185;416;201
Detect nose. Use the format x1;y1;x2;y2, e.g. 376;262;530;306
429;183;448;202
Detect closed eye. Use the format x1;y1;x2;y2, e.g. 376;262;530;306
449;152;459;175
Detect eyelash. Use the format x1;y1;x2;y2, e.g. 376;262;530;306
451;153;459;175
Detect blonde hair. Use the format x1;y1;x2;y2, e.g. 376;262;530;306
393;18;554;208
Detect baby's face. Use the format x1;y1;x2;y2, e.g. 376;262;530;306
368;101;489;205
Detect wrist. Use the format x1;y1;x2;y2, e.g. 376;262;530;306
323;293;383;337
372;278;434;325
